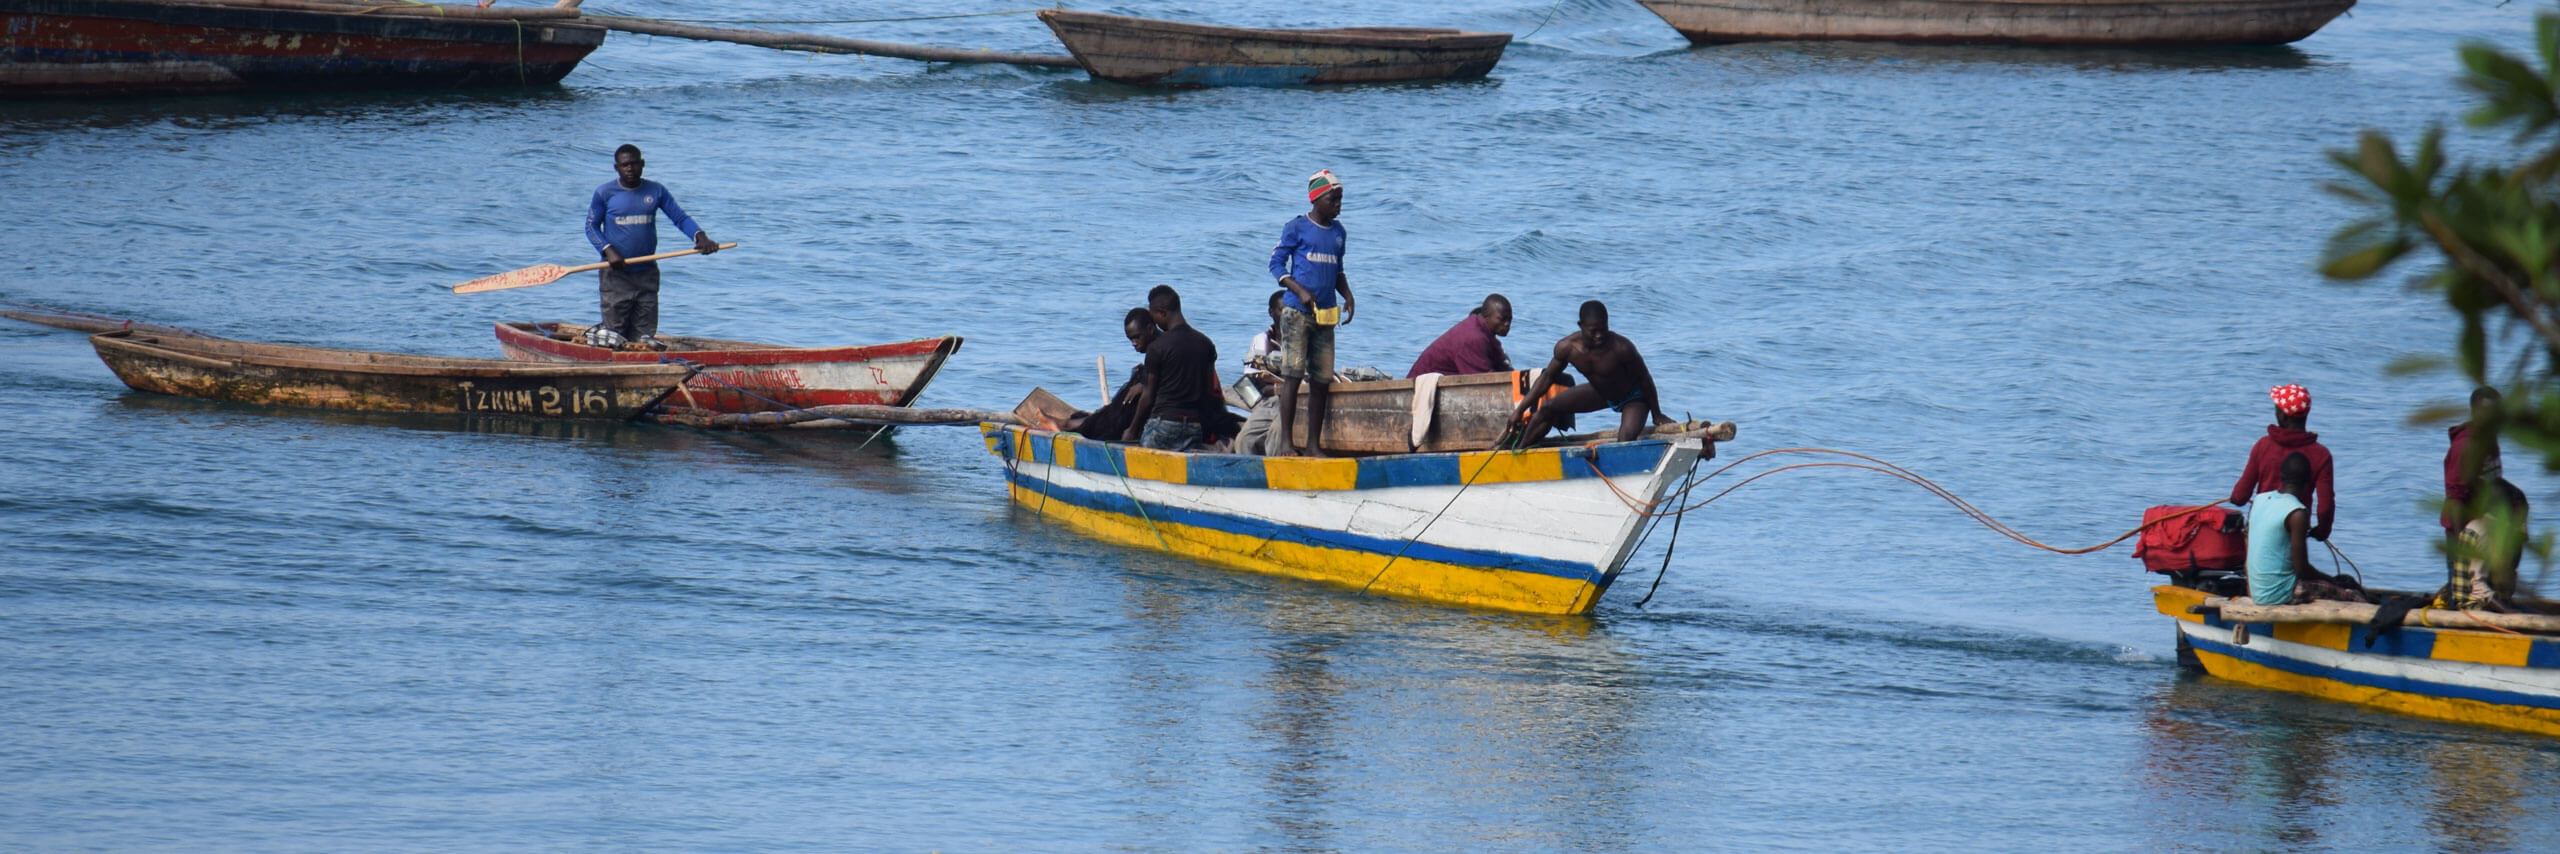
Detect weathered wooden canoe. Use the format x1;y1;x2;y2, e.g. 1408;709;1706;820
2156;584;2560;737
984;421;1719;614
1631;0;2355;46
1270;370;1734;455
1275;370;1530;455
492;322;962;415
90;330;690;419
0;0;606;97
1036;9;1511;87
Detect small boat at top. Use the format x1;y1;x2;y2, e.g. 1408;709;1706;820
1630;0;2355;47
0;0;607;97
492;322;962;415
2153;582;2560;737
983;393;1729;614
1036;9;1511;88
89;330;690;420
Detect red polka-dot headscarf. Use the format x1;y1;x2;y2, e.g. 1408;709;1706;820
2270;384;2310;417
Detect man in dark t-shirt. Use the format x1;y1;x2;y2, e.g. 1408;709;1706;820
1130;285;1220;451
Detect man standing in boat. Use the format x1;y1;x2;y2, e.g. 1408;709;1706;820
1407;293;1513;377
1268;170;1354;456
2228;384;2335;542
1128;286;1221;451
584;143;719;350
1509;300;1674;445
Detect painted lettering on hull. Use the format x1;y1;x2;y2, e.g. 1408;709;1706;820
694;368;807;391
456;381;613;417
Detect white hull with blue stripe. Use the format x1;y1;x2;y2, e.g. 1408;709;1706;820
2155;585;2560;736
985;423;1714;614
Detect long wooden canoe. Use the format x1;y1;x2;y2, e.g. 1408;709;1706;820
985;421;1720;614
493;321;962;415
90;330;690;420
1036;9;1511;87
1631;0;2355;46
0;0;605;97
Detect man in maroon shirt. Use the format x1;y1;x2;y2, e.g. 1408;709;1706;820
2444;386;2504;534
1406;294;1513;378
2230;383;2336;541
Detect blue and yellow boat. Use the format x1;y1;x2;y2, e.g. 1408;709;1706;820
2155;585;2560;737
980;422;1719;615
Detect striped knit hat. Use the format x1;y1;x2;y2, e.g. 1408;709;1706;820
1307;169;1342;202
2270;384;2310;416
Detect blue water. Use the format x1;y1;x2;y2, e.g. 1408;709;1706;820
8;0;2560;848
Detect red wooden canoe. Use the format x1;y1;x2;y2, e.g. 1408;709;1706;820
493;321;962;414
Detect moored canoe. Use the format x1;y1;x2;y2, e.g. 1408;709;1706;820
1631;0;2356;46
0;0;606;98
492;321;962;415
1037;9;1511;88
90;330;690;420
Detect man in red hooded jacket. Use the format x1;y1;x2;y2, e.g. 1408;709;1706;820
2230;383;2335;541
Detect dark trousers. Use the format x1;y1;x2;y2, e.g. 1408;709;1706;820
599;265;661;339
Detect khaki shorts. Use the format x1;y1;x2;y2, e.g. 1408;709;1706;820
1276;306;1336;384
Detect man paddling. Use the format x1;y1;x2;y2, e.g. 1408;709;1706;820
1509;300;1674;445
584;143;719;350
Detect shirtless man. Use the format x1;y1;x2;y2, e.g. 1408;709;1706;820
1508;300;1673;445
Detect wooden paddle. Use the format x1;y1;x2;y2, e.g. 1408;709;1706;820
451;243;738;294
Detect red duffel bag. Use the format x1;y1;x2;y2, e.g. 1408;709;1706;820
2132;504;2246;573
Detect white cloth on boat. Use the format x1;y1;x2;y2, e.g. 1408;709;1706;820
1409;372;1440;451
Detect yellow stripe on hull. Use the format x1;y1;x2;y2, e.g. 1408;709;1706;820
2189;647;2560;738
1007;482;1604;615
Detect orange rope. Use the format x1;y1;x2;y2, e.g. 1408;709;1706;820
1582;446;2223;556
2457;607;2530;636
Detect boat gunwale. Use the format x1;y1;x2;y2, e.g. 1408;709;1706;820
496;321;962;366
987;421;1710;492
95;331;696;381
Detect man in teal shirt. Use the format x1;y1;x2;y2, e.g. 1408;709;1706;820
2247;453;2366;605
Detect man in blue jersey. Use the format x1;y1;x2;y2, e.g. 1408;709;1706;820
1267;169;1356;456
585;144;719;349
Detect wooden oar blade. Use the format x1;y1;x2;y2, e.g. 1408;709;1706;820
453;263;572;294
